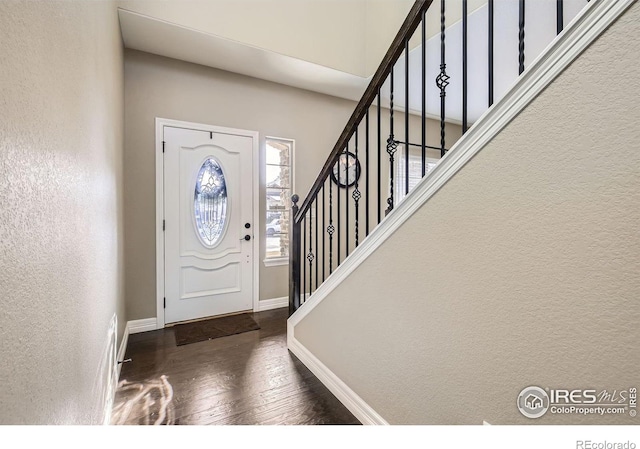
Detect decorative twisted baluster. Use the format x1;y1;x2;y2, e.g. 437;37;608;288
386;68;397;216
519;0;525;74
327;183;334;274
302;215;306;303
322;184;325;282
436;0;450;157
385;135;398;215
307;209;314;296
353;131;360;247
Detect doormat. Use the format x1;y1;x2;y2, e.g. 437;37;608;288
173;313;260;346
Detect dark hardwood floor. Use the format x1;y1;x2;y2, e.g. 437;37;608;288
111;308;360;425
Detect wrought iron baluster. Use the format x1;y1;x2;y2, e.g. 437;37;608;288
377;92;382;224
365;110;370;237
337;153;341;267
302;216;306;304
353;129;360;248
386;68;397;216
308;210;313;296
422;11;426;177
519;0;525;74
314;197;318;290
436;0;450;157
404;40;409;196
462;0;468;134
557;0;564;34
488;0;494;107
328;181;334;274
289;195;300;315
345;146;349;257
322;183;325;282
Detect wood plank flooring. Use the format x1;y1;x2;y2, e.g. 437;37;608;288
111;308;360;425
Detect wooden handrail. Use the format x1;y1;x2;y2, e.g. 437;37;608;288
294;0;433;222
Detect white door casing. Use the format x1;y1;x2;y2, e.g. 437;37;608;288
156;119;259;326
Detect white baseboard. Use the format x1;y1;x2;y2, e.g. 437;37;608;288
287;321;388;425
116;324;129;382
257;296;288;312
116;318;156;382
128;317;158;334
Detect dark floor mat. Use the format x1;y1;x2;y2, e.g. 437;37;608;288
173;313;260;346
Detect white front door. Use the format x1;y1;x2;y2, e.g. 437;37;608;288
163;125;254;324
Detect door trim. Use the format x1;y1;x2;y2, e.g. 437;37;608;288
155;118;260;329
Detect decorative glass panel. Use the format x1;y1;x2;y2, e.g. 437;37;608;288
194;158;228;246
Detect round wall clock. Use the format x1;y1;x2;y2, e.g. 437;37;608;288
330;151;361;188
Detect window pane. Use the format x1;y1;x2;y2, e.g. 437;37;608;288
266;187;289;210
266;141;291;165
266;164;291;188
266;211;289;258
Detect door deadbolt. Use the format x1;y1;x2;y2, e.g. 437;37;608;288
245;223;251;229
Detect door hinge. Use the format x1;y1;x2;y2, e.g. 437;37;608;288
163;220;165;231
163;297;166;309
162;141;165;153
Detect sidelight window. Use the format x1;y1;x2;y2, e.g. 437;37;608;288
265;137;294;266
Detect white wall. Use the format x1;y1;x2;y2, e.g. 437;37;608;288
0;1;125;424
294;1;640;424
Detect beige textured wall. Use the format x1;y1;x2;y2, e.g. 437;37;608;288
124;50;357;319
0;1;125;424
119;0;368;76
295;2;640;425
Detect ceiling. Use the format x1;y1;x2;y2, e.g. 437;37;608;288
119;0;587;124
119;9;370;102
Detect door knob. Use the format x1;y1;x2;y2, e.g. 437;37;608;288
240;234;251;241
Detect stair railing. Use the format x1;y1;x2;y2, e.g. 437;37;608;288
289;0;588;315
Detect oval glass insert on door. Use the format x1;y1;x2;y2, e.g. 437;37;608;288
194;157;228;247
